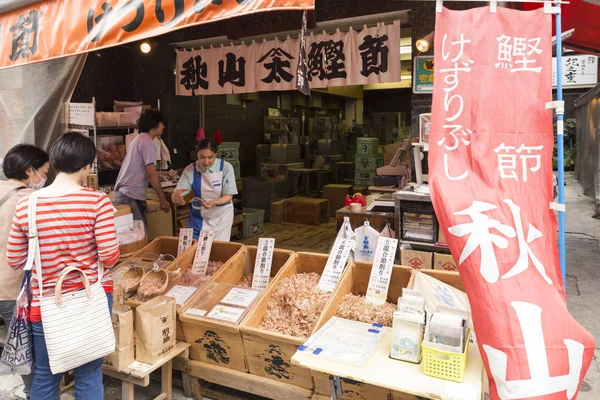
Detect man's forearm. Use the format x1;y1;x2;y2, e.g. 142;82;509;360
149;173;167;202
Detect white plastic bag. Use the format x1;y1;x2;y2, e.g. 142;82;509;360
379;222;395;238
354;221;380;262
337;217;356;261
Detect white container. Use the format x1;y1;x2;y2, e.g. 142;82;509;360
391;310;424;363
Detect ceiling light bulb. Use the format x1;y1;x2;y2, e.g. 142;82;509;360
140;42;151;53
416;39;430;53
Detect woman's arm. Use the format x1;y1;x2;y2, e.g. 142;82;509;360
6;200;28;270
95;193;120;268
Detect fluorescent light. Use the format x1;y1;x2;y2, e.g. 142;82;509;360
400;46;412;55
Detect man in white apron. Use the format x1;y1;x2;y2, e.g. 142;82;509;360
172;139;237;241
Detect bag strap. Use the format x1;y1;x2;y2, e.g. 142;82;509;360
26;193;105;302
0;186;25;208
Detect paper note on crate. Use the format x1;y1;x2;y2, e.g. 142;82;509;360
366;237;398;305
206;305;246;324
177;228;194;256
221;288;261;308
298;317;386;366
165;285;197;306
127;361;154;373
252;238;275;290
317;237;354;292
191;230;214;274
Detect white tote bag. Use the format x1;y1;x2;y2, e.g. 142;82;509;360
26;194;115;374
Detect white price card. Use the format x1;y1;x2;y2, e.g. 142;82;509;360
366;237;399;305
127;361;154;373
207;305;246;324
221;288;260;308
317;238;354;292
177;228;194;256
68;102;95;126
251;238;275;290
191;230;214;274
185;308;207;317
165;285;197;306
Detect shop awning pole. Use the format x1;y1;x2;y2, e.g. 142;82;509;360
555;2;567;290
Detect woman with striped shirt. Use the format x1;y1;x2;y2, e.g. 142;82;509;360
6;133;120;400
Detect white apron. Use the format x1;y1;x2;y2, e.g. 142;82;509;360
190;159;234;241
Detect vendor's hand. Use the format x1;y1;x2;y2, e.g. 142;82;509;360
160;199;171;213
201;199;215;209
172;189;187;206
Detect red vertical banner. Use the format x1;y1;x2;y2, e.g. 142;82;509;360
429;7;595;400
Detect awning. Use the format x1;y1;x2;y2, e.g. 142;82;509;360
0;0;315;71
522;0;600;55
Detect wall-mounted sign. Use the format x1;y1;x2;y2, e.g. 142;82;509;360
413;56;434;93
552;55;598;88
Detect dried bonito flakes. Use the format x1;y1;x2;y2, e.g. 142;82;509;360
336;293;396;327
259;273;331;338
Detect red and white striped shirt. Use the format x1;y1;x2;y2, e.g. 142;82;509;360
6;188;120;322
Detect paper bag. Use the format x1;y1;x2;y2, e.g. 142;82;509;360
135;296;176;364
112;304;134;350
103;345;134;372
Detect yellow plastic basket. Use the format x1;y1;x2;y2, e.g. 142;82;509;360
421;329;470;383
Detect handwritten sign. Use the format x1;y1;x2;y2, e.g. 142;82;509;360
251;238;275;290
318;238;354;292
191;230;214;275
165;285;197;306
221;288;261;308
366;237;399;305
177;228;194;256
68;103;95;126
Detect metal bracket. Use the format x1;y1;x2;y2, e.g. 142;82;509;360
550;202;566;212
329;376;342;400
436;0;443;13
544;1;560;14
545;100;565;116
490;0;497;13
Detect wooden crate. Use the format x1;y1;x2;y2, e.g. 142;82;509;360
284;197;329;226
119;241;244;342
311;262;413;399
270;199;286;224
180;246;295;372
240;252;350;390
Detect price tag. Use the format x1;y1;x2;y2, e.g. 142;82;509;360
185;308;207;317
317;238;354;292
221;288;260;308
165;285;197;306
177;228;194;256
366;237;399;305
251;238;275;290
127;361;153;372
191;230;214;275
207;305;246;324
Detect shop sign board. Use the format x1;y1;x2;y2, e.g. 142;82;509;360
413;56;434;93
252;238;275;290
0;0;315;71
176;21;401;95
552;55;598;88
429;7;595;399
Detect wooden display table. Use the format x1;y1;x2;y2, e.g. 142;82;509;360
102;342;190;400
291;331;484;400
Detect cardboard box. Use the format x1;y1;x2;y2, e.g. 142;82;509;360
135;296;176;364
322;184;352;217
401;250;432;270
433;253;458;272
103;345;134;372
270;199;286;223
284;197;329;226
438;228;446;244
147;203;173;240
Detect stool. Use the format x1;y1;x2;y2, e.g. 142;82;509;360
290;168;322;197
333;161;355;184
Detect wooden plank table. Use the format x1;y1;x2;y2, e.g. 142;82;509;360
291;330;484;400
103;342;190;400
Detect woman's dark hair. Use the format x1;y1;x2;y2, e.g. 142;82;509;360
137;110;164;133
2;144;49;180
195;139;218;153
50;132;97;174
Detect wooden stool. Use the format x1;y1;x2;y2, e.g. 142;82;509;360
103;342;190;400
290;168;322;197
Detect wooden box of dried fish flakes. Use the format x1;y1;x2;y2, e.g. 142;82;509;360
239;252;351;390
311;261;413;400
180;245;294;373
